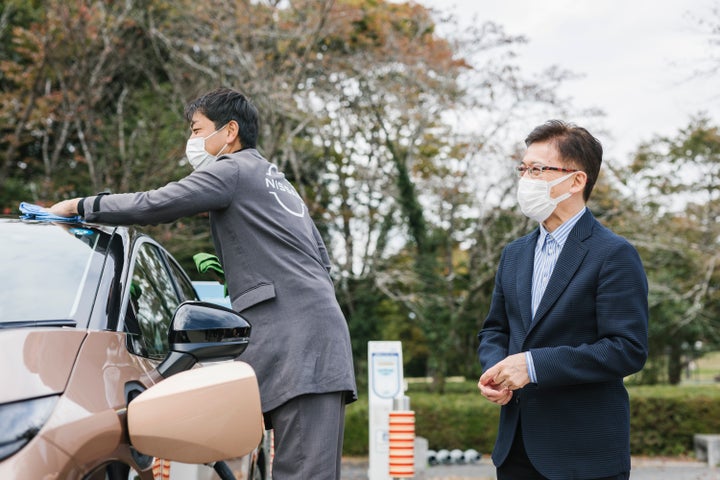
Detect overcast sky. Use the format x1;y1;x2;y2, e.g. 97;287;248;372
421;0;719;164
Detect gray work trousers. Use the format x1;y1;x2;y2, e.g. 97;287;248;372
265;391;346;480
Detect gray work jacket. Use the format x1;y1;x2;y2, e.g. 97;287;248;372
81;148;357;412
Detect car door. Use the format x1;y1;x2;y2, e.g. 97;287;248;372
51;236;188;480
75;238;194;480
121;239;260;480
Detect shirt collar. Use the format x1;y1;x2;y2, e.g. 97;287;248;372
538;207;586;249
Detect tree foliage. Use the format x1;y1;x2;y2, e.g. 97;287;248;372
617;115;720;384
1;0;718;389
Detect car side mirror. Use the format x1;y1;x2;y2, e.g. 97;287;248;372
128;361;262;463
157;301;251;378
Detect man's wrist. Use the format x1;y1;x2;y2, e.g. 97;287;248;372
76;198;85;217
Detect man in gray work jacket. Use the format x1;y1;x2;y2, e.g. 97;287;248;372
50;87;357;480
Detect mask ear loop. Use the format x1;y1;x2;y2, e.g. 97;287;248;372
205;123;230;157
546;171;578;206
547;171;577;188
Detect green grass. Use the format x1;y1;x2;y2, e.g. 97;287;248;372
683;350;720;384
630;383;720;398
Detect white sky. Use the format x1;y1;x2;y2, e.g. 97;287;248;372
421;0;719;164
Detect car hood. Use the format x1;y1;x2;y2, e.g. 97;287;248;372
0;328;87;404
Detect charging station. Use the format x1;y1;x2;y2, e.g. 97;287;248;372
367;341;404;480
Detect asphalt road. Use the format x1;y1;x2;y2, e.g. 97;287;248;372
341;457;720;479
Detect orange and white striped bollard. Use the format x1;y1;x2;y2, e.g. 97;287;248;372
151;458;171;480
388;395;415;479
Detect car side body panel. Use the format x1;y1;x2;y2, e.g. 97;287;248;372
0;433;73;480
6;331;157;477
1;329;86;404
43;332;149;464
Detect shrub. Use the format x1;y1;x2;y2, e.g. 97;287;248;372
343;382;720;458
630;386;720;455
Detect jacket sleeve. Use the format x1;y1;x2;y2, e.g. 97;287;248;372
81;161;239;225
477;247;511;371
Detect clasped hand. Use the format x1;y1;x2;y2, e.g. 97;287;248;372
477;353;530;406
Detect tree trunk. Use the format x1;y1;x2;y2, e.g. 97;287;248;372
667;343;684;385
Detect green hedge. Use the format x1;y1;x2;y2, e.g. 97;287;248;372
630;386;720;455
343;383;720;457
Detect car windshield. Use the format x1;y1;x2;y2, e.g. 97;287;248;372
0;222;106;323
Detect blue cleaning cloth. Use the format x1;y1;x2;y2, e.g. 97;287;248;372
19;202;82;223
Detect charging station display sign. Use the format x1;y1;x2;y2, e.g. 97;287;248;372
368;341;404;480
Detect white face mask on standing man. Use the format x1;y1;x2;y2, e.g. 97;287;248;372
516;171;577;223
185;124;229;170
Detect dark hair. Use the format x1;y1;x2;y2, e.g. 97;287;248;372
184;87;259;149
525;120;603;201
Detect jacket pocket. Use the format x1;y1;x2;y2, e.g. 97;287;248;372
232;282;276;312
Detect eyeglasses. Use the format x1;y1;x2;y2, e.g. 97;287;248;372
516;164;579;178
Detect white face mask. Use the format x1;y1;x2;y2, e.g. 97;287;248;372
517;172;576;223
185;125;228;170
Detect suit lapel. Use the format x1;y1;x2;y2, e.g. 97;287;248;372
529;211;594;332
516;230;538;330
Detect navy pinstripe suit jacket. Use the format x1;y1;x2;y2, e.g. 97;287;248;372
478;209;648;480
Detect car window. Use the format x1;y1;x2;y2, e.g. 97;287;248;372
0;222;105;323
167;257;199;302
125;242;181;359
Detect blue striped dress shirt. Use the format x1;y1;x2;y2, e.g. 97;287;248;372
525;207;586;383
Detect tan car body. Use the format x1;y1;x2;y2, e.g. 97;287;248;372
1;313;262;480
1;218;264;479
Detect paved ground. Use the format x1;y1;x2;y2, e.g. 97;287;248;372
341;456;720;479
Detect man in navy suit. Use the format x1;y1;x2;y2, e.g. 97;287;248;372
477;120;649;480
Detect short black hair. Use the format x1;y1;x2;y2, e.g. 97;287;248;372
184;87;259;149
525;120;603;201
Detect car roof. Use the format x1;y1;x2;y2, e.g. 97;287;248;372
1;214;123;235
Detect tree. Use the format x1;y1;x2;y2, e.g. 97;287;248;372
622;115;720;384
344;15;579;390
0;0;188;202
142;0;583;389
0;0;213;274
0;0;593;389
